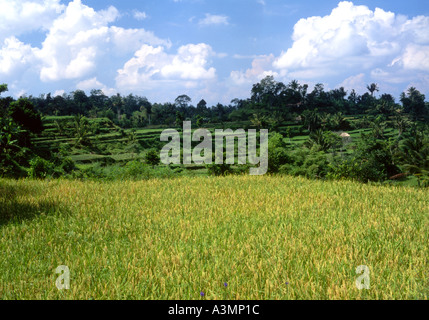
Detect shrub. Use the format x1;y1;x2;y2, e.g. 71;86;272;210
327;138;401;183
206;163;232;176
59;157;76;174
145;149;160;167
28;156;55;179
280;146;330;179
0;157;26;178
305;130;342;152
268;132;290;173
122;160;150;179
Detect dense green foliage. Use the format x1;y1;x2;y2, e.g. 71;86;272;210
0;78;428;186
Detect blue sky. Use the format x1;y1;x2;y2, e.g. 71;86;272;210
1;0;428;106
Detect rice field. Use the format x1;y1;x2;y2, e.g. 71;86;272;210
0;175;427;300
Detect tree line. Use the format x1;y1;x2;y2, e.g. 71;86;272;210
1;77;428;185
0;76;426;129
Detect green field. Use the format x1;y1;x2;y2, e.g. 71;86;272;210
29;115;420;186
1;175;427;299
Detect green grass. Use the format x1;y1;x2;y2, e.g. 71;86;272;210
69;154;107;162
0;176;427;300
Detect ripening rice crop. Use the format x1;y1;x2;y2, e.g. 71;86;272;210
0;175;427;299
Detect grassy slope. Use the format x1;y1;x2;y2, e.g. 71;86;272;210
0;175;427;300
35;116;418;186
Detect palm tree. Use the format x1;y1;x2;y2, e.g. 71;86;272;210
301;109;322;132
400;132;429;187
73;115;90;147
375;101;394;116
305;129;339;152
393;113;410;137
112;94;124;122
54;120;65;136
366;83;379;97
371;116;386;139
329;112;348;131
400;87;426;121
250;113;269;130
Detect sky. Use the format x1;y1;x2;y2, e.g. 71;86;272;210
1;0;428;106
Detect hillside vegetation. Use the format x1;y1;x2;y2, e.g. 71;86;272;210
1;78;428;186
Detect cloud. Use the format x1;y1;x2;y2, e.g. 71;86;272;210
227;1;429;100
0;0;65;39
116;43;217;90
339;73;367;94
233;54;259;59
0;0;219;103
198;14;229;26
115;43;219;104
272;1;429;84
37;0;120;82
230;54;278;85
0;0;170;86
53;89;65;97
76;77;116;96
116;45;166;88
133;10;148;21
399;44;429;71
161;44;216;80
109;26;171;54
0;37;37;75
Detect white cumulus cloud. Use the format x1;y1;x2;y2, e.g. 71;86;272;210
116;45;166;87
116;43;217;90
0;0;65;40
115;43;219;103
76;77;116;96
230;54;278;85
339;73;367;94
0;0;171;88
0;37;37;75
37;0;119;82
161;44;216;80
400;44;429;71
272;1;429;84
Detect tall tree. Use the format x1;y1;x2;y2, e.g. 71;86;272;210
196;99;208;117
399;131;429;187
366;83;379;97
72;90;89;115
111;94;124;122
9;98;43;135
251;75;286;114
302;109;322;132
175;95;191;109
400;87;426;121
0;84;7;95
0;84;10;117
175;111;185;127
